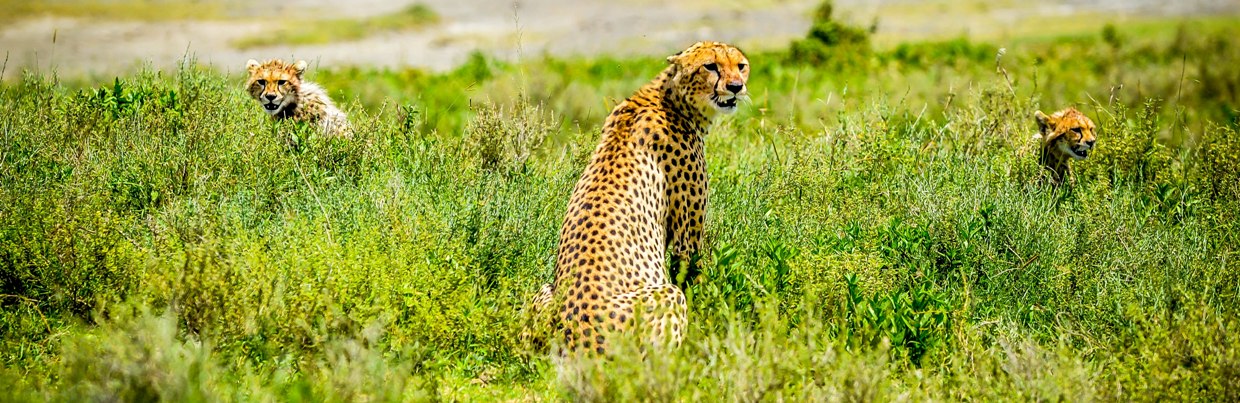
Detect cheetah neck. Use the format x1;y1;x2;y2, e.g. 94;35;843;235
662;92;710;135
1039;144;1071;182
650;64;677;88
273;100;299;119
655;66;713;133
275;82;330;122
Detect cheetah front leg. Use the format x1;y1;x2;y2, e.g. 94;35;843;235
667;186;707;287
521;283;555;351
666;145;708;287
669;228;704;288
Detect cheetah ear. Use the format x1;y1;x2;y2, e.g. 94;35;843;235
665;52;682;65
292;60;309;76
667;41;712;64
1034;110;1050;130
246;59;260;74
1034;110;1059;142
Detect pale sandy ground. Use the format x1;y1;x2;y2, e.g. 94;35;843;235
0;0;1237;80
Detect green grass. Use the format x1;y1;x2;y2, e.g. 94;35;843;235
2;14;1240;401
232;4;440;49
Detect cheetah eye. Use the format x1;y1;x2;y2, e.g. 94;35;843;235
277;80;287;86
738;63;747;70
256;79;266;86
703;63;718;72
1071;127;1083;134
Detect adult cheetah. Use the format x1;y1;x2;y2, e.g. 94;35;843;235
529;41;750;356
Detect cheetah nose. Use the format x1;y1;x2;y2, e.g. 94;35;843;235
1085;139;1096;147
264;94;277;101
725;81;744;94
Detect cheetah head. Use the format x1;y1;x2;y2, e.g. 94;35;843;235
245;59;307;116
666;41;750;117
1035;107;1097;160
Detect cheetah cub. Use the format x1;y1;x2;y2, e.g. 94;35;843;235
245;59;352;138
528;41;750;356
1034;107;1097;184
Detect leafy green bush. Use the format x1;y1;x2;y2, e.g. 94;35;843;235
464;101;556;175
787;1;872;67
888;38;996;68
1083;100;1173;187
842;274;952;365
1198;124;1240;200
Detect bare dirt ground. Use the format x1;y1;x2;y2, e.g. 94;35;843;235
1;0;1237;80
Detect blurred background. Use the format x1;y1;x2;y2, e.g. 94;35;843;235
2;0;1239;79
4;2;1240;400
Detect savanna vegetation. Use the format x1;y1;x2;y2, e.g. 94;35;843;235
232;4;440;49
2;4;1239;401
